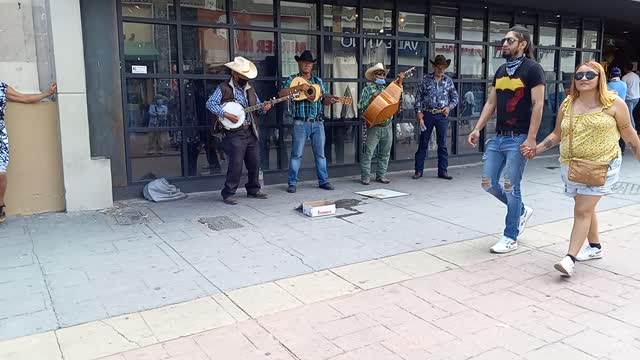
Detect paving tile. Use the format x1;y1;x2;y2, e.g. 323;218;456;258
432;310;497;337
524;342;597;360
315;313;378;340
331;260;412;290
0;331;62;360
470;325;546;355
424;242;498;267
328;343;403;360
140;296;236;342
389;318;456;348
470;348;521;360
275;270;360;304
562;329;623;359
462;290;537;317
380;251;457;277
332;325;395;351
226;282;303;318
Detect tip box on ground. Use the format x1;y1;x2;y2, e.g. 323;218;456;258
302;200;336;217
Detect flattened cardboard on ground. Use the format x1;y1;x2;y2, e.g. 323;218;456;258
302;200;337;217
355;189;409;199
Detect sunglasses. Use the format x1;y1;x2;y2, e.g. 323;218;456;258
373;71;386;76
575;71;599;80
501;37;518;45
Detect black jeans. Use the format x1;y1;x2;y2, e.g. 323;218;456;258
221;128;261;198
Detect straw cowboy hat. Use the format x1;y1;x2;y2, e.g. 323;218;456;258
430;55;451;68
224;56;258;79
365;63;390;81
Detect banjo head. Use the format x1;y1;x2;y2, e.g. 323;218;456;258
220;102;246;129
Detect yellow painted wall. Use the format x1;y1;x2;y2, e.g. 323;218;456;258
4;101;65;215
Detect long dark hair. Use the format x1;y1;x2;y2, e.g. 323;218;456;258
508;26;535;59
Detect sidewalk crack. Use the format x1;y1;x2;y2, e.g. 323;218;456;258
100;320;141;347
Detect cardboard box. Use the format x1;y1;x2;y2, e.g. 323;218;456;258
302;200;336;217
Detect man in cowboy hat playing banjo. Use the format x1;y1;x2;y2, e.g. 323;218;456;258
358;63;405;185
206;56;272;205
413;54;459;180
279;50;339;193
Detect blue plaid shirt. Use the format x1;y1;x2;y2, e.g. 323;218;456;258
414;73;459;112
282;74;328;119
206;79;262;125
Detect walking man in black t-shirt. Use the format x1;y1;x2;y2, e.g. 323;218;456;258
468;26;545;254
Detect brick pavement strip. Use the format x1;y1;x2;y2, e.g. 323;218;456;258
1;204;640;359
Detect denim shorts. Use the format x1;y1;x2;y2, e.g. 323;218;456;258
560;155;622;197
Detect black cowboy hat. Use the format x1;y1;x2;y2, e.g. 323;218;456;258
430;55;451;68
294;50;317;63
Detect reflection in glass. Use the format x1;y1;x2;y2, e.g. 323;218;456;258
459;83;485;118
121;0;175;20
460;45;485;79
488;45;505;79
561;28;578;48
183;79;220;127
232;0;274;26
398;40;427;80
130;131;182;180
489;21;510;42
281;1;317;30
324;81;358;165
462;18;484;41
363;38;393;77
324;82;358;120
394;122;419;160
560;51;577;82
583;31;599;49
126;79;179;129
281;34;318;76
182;26;229;74
538;49;558;82
234;30;276;76
323;37;358;79
431;43;457;78
323;5;358;33
539;19;558;46
581;51;598;63
399;12;425;37
363;8;392;35
431;16;455;40
183;129;226;176
123;23;177;74
180;0;226;23
260;126;280;170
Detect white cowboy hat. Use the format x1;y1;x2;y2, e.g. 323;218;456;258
365;63;390;81
224;56;258;79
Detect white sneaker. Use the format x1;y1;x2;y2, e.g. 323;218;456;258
576;246;603;261
554;256;575;277
490;236;518;254
518;206;534;236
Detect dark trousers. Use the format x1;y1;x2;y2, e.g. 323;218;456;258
221;128;261;198
414;112;448;175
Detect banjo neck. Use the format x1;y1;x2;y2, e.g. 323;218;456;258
243;95;291;113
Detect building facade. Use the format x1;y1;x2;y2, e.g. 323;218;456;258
1;0;639;213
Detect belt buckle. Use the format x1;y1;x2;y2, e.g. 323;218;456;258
306;117;316;122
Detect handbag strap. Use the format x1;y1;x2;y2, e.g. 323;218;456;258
568;98;574;161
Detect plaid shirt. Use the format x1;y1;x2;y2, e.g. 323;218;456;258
359;82;392;126
414;73;459;112
282;74;327;119
206;79;262;125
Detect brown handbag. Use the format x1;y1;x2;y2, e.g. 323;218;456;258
567;101;608;186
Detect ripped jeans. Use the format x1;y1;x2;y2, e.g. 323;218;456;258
482;134;528;240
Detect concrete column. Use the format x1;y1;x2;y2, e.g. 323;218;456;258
48;0;113;211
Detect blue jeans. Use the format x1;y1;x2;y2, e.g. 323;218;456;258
414;113;448;175
626;98;639;129
482;134;528;240
288;120;329;186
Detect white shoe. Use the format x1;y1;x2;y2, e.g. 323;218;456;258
490;236;518;254
518;206;534;236
554;256;575;277
576;246;603;261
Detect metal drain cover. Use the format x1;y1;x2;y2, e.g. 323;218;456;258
114;211;146;225
612;182;640;195
199;216;244;231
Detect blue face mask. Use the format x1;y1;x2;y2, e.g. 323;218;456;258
374;78;386;85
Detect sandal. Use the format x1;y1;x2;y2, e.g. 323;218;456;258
0;204;5;223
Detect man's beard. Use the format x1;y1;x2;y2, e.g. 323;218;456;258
502;50;512;60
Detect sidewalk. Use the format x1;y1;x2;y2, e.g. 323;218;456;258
1;155;640;359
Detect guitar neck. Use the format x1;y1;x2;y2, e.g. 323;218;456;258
244;96;290;113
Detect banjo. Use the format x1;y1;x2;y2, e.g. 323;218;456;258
219;92;298;130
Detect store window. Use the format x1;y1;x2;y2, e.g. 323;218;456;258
431;16;456;40
123;23;178;74
561;18;580;48
462;18;484;42
460;45;485;79
398;12;425;37
398;40;427;80
362;38;394;77
538;49;558;82
363;8;393;35
281;34;318;75
121;0;176;20
560;51;577;82
430;42;457;78
232;0;274;27
583;20;600;49
323;36;359;79
323;5;358;33
233;30;277;77
180;0;226;23
539;17;559;47
181;26;229;74
281;1;317;30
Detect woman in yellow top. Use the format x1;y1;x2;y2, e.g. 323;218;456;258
522;61;640;277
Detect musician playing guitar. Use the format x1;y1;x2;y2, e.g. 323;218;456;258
279;50;338;193
206;57;272;205
359;63;406;185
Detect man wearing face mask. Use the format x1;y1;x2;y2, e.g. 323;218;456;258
358;63;405;185
413;55;459;180
206;57;272;205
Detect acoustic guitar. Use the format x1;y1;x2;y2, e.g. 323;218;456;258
362;67;416;127
219;92;298;130
289;77;353;104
